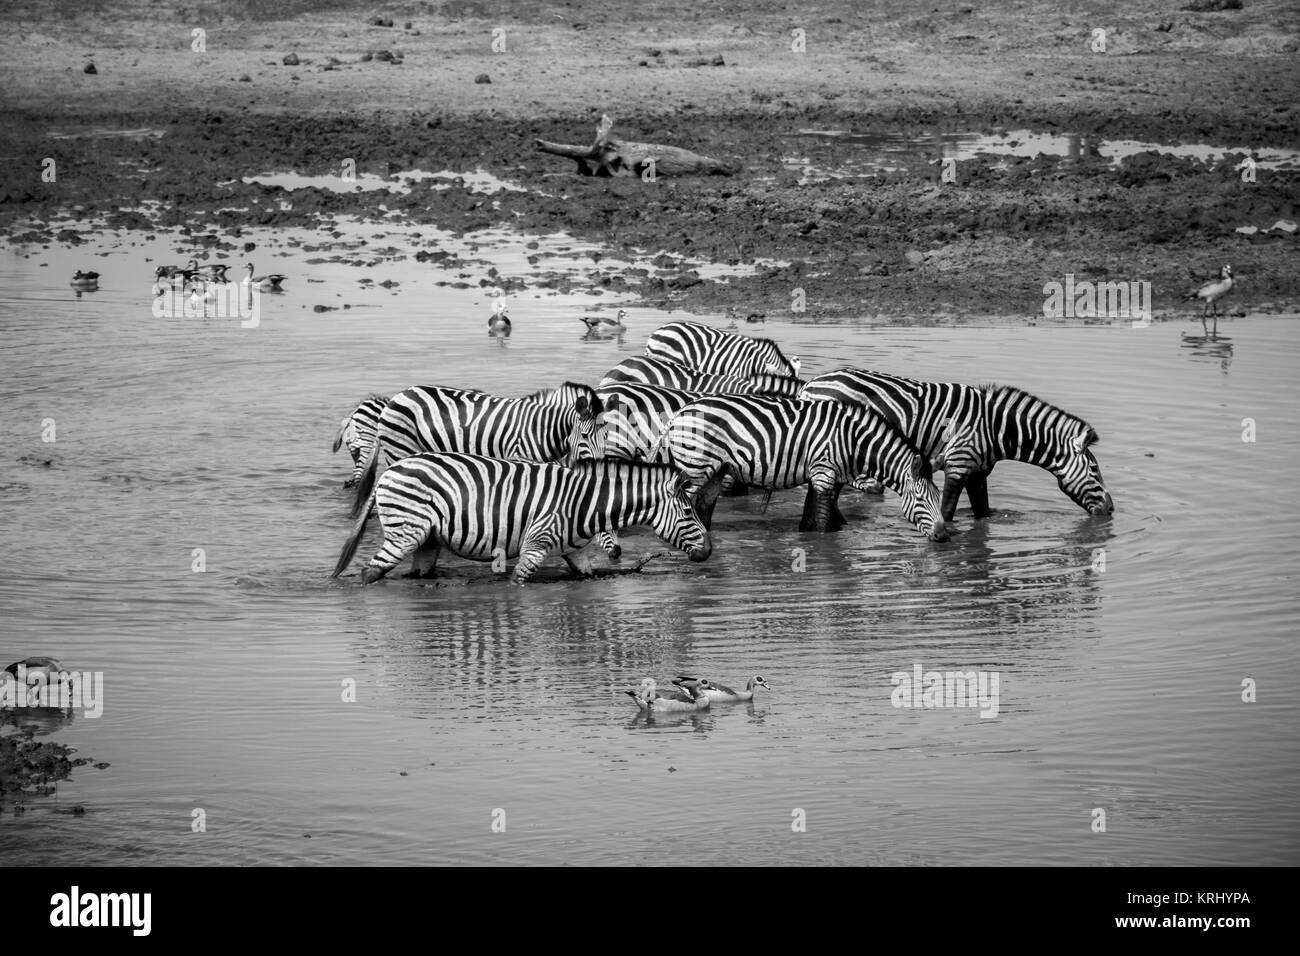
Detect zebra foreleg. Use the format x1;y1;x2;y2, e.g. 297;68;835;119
965;469;993;520
800;468;844;532
598;532;622;560
691;464;732;531
940;473;966;524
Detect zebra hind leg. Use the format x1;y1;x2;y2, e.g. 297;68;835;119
408;536;443;578
362;510;435;584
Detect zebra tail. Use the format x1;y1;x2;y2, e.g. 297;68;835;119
331;420;348;454
332;495;374;578
350;441;380;518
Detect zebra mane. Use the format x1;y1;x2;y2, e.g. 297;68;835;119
360;392;389;405
523;381;598;403
981;384;1100;444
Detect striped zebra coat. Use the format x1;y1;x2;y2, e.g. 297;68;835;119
644;321;801;378
333;453;718;584
800;369;1113;522
600;356;801;397
652;395;948;539
351;382;600;517
333;393;391;487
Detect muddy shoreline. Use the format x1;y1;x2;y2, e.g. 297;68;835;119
1;0;1297;319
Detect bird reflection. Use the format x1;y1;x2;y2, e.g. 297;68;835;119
1180;330;1233;374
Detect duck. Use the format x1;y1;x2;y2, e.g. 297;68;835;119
188;279;221;310
745;312;766;324
5;657;67;682
1185;264;1234;334
69;270;99;290
580;308;627;333
487;299;511;334
673;674;770;702
243;262;286;291
625;678;712;713
195;262;230;283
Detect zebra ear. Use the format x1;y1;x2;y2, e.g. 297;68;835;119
910;453;929;481
575;396;590;417
1071;429;1098;454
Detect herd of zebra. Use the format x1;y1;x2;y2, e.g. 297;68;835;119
330;320;1114;585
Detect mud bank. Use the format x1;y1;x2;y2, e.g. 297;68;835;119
1;0;1297;319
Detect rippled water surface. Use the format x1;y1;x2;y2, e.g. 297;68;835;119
2;236;1297;866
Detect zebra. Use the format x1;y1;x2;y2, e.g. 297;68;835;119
333;394;391;488
333;452;723;584
799;369;1113;522
644;320;801;378
571;383;706;559
650;394;949;540
600;355;802;397
351;381;601;517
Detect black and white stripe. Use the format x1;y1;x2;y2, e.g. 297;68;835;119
600;355;801;396
351;382;599;516
652;395;949;539
800;369;1113;521
333;394;391;488
333;453;717;584
644;320;801;378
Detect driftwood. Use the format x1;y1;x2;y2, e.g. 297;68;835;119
536;114;736;177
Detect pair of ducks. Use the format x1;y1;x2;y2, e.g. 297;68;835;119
153;261;287;297
626;675;771;712
486;305;630;335
70;270;100;290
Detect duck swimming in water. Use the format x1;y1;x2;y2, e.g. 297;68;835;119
487;299;511;334
580;309;627;333
673;674;770;702
69;270;99;290
625;677;712;712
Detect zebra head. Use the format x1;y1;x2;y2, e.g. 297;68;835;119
1055;427;1113;516
757;339;800;378
647;467;713;562
527;382;601;463
890;453;949;541
568;394;608;466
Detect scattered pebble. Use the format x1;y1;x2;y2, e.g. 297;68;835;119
282;53;300;66
83;62;97;75
475;73;491;84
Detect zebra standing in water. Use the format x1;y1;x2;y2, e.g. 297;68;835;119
333;394;392;488
351;382;600;517
651;394;949;540
800;369;1113;522
571;383;707;559
644;320;802;378
601;356;801;396
333;452;723;584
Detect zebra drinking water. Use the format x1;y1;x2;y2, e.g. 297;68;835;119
644;320;801;378
799;369;1113;522
333;453;720;584
333;394;392;488
600;355;801;396
351;382;601;517
651;394;948;540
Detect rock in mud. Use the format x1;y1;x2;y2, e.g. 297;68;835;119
475;73;491;84
283;53;300;66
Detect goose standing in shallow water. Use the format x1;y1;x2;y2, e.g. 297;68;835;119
580;309;627;334
69;270;99;290
674;674;770;702
625;678;712;713
1186;264;1234;334
487;299;511;334
244;262;286;292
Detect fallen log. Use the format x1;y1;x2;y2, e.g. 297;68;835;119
536;114;736;177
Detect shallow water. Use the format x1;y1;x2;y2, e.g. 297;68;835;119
1;232;1297;866
787;128;1300;181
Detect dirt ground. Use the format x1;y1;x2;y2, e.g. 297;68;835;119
1;0;1297;319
